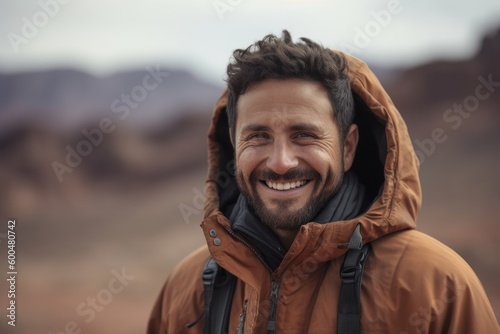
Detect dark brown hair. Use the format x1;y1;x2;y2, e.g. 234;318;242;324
226;30;354;141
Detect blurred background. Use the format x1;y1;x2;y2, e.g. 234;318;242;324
0;0;499;333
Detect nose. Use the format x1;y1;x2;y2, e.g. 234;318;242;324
266;139;299;175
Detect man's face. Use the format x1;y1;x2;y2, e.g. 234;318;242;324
232;79;358;231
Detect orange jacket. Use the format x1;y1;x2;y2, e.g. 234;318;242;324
148;53;499;333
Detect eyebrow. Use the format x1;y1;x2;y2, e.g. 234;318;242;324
240;124;271;133
240;123;322;134
288;123;322;133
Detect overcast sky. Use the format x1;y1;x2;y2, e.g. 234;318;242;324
1;0;499;84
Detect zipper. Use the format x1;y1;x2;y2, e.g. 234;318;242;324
266;280;279;333
223;225;280;333
236;300;249;334
223;225;274;273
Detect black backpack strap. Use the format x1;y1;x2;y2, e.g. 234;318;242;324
201;257;237;334
337;225;371;334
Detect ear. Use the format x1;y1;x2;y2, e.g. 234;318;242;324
343;124;359;171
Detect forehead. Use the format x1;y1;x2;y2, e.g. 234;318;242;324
236;79;334;129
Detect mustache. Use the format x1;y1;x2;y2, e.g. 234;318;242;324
250;168;320;182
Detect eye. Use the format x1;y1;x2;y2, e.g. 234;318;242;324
295;132;315;139
247;132;270;140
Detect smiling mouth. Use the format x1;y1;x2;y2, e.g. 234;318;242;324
264;180;309;191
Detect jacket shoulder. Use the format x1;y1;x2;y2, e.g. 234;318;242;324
169;244;211;287
378;229;479;279
365;229;499;333
147;245;210;334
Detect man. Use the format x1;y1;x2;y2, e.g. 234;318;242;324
148;31;499;333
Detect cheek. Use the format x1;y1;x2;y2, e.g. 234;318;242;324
236;148;262;178
299;147;338;172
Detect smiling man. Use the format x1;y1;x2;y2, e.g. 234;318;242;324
147;31;499;333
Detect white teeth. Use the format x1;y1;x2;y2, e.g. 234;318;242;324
265;180;307;190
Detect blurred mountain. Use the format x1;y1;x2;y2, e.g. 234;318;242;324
0;112;212;216
383;27;500;117
0;67;223;131
0;65;223;214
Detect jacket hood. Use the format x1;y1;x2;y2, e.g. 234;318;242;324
202;52;421;272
